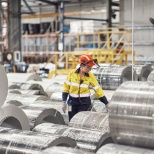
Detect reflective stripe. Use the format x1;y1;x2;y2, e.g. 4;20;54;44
71;82;89;88
84;55;90;60
70;93;90;98
64;80;71;85
93;85;100;90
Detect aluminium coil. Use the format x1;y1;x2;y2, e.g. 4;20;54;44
33;123;113;152
40;146;91;154
20;105;65;130
96;143;154;154
94;65;137;90
0;65;8;107
69;111;109;132
109;81;154;149
0;104;30;130
0;127;76;154
9;89;48;96
29;101;69;125
5;93;49;106
8;82;44;91
147;70;154;82
133;65;152;81
44;82;63;97
7;73;42;83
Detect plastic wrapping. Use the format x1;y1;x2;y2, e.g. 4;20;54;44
109;81;154;149
69;111;109;132
20;105;65;130
96;143;154;154
34;123;113;152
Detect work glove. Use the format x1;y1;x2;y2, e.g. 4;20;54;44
106;104;110;113
62;102;67;113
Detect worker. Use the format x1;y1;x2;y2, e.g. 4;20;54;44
62;54;109;121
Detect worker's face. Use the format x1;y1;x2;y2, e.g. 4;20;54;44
82;65;92;73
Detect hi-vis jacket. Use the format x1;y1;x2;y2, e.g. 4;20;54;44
62;68;108;105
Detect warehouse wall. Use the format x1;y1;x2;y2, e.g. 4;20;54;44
120;0;154;57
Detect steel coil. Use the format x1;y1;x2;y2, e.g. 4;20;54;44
109;81;154;149
34;123;112;152
96;143;154;154
69;111;109;132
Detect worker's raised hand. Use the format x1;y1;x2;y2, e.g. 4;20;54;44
62;103;67;113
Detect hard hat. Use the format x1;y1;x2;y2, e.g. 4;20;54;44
79;54;97;67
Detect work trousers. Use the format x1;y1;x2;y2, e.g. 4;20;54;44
68;103;91;121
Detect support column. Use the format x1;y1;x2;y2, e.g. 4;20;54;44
8;0;21;63
107;0;112;27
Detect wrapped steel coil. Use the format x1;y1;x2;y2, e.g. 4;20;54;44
20;105;65;129
147;70;154;81
0;104;30;130
9;89;48;96
109;81;154;149
7;73;42;83
0;127;76;154
96;143;154;154
94;65;137;90
5;93;49;106
34;123;113;152
69;111;109;132
133;65;152;81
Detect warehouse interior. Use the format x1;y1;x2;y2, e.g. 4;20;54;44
0;0;154;153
